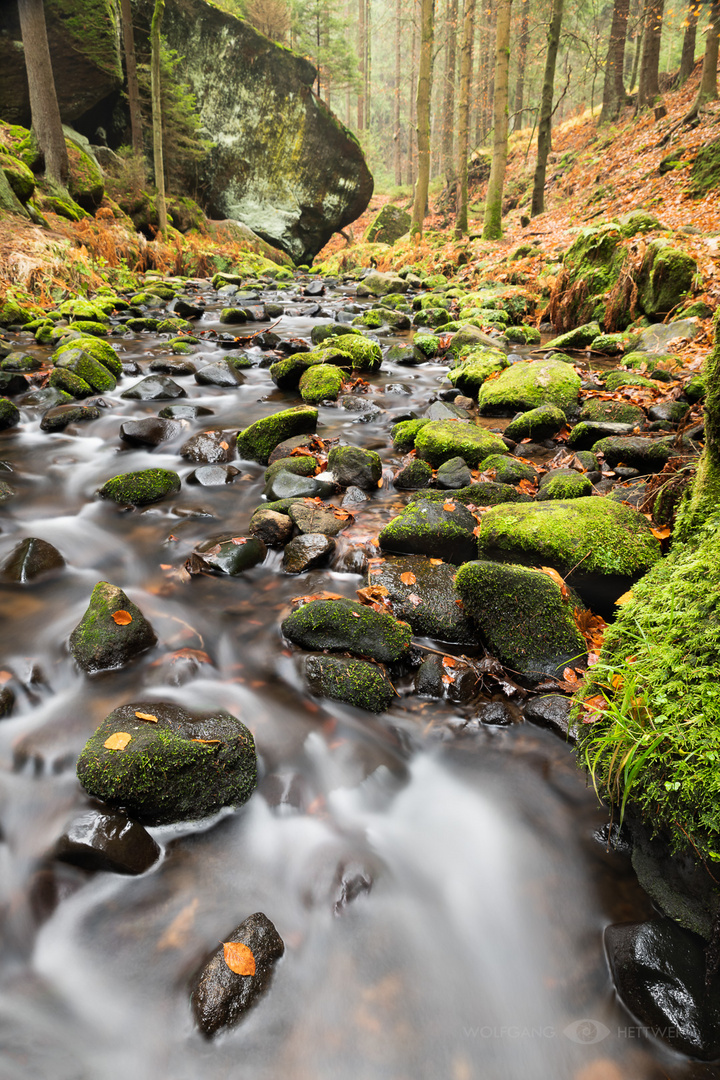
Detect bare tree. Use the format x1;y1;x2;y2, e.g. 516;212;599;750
483;0;513;238
513;0;530;130
677;0;702;84
16;0;69;189
637;0;665;109
150;0;168;233
685;0;720;118
599;0;631;123
120;0;143;157
410;0;435;236
442;0;459;185
531;0;564;217
454;0;476;236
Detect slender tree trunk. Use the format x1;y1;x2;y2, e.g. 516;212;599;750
442;0;458;185
686;0;720;115
357;0;366;129
530;0;564;217
407;9;418;185
513;0;530;129
16;0;69;189
599;0;631;123
630;13;643;86
395;0;403;184
410;0;435;236
637;0;664;108
454;0;476;235
365;0;372;128
678;0;701;84
120;0;143;157
482;0;512;238
150;0;167;233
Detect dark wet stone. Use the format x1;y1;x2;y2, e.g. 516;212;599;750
181;430;236;464
436;456;473;489
303;653;395;712
341;485;368;507
2;352;42;372
172;298;205;318
267;435;319;464
282;597;411;663
340;395;383;420
195;360;246;387
265;471;333;501
288;502;348;536
249;507;295;547
592;435;672;472
192;911;284;1037
476;702;512;725
120;417;182;446
77;700;257;826
333;545;369;574
121;376;187;401
55;809;160;875
415;655;444;697
304;280;325;296
605;919;720;1060
1;538;65;583
379;498;478;565
40;403;100;431
69;581;157;673
159;404;214;420
524;694;575;739
18;387;72;410
393;460;433;490
328;445;382;490
368;555;475;643
148;357;197;376
254;331;281;349
0;371;29;396
282;533;335;573
0;479;15;502
192;536;266;575
0;686;15;719
426;400;470;422
566;421;636;450
187;465;240;486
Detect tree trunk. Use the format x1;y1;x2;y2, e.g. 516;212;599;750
357;0;366;129
482;0;512;239
407;9;418;186
630;14;643;88
678;0;701;84
442;0;458;185
637;0;664;109
599;0;631;123
120;0;143;157
454;0;476;235
691;0;720;110
395;0;403;184
16;0;69;189
530;0;564;217
512;0;530;129
365;0;372;128
410;0;435;236
150;0;168;234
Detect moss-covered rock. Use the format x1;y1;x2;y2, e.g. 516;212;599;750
545;322;601;350
0;398;20;431
364;204;410;244
413;334;441;359
391;417;431;451
237;406;318;464
69;582;156;673
76;700;256;826
477;359;582;416
0;151;34;202
379;498;479;564
328;444;382;489
479;453;537;484
356;271;408;296
47;366;93;398
282;597;412;663
263;456;318;494
58;298;110;324
414;420;507;468
1;353;41;373
321;334;382;373
393;459;433;489
53;335;122;377
603;371;657;392
0;298;36;326
638;241;697;319
536;468;593;500
503;323;541;345
52;347;115;392
684;375;706;403
579;397;645;426
98;468;181;506
592;435;673;472
504;404;566;441
368;555;475;643
447;348;510;397
303;654;395;712
299;363;344;403
408;483;532;507
553;222;626;328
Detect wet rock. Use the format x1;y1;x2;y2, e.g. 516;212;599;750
393;460;432;490
340;395;383;420
40;403;101;432
148;357;197;376
248;508;295;547
409;483;531;508
436;456;473;489
648;401;689;424
268;434;320;463
263;456;319;493
476;702;513;725
369;555;475;643
592;435;672;472
265;470;332;501
186;464;240;486
524;694;575;739
0;478;15;502
300;848;375;912
2;352;42;372
172;298;204;319
426;400;470;422
18;387;72;410
237;405;318;464
54;348;116;392
503;404;566;441
567;420;636;450
605;919;720;1060
536;468;593;501
341;485;369;507
119;417;182;446
159;404;214;420
69;581;157;673
414;420;508;468
180;430;235;464
98;468;181;506
77;700;257;826
303;654;395;712
0;685;15;719
477;359;582;416
0;372;29;396
415;655;444;697
328;445;382;489
192;912;284;1038
0;397;20;430
282;597;411;663
1;537;65;582
356;271;408;296
55;808;160;875
191;536;266;575
121;375;187;401
479;453;537;485
282;533;336;573
195;360;246;387
288;502;348;536
379;498;478;565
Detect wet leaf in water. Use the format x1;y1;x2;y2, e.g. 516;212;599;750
112;610;133;625
104;732;131;750
223;941;256;976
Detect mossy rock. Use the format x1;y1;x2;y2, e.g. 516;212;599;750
237;406;318;464
414;307;450;328
379;498;479;564
638;241;697;318
0;299;36;327
477;358;581;416
446;324;499;357
299;364;344;404
503;324;541;345
616;210;663;237
414;420;507;468
59;299;110;325
413;335;441;359
263;456;318;493
66;138;104;211
684;375;706;403
455;560;586;679
480;453;537;484
504;404;566;441
53;336;122;378
0;151;34;203
367;555;475;643
303;655;395;713
393;459;433;489
408;483;532;507
579;397;645;426
53;348;116;393
76;701;256;825
447;348;510;397
98;469;181;506
322;334;382;373
356;271;409;296
0;398;20;431
592;435;672;472
545;322;602;350
536;468;593;501
1;353;41;373
69;582;157;673
269;353;323;391
690;137;720;194
391;417;431;452
327;444;382;489
364;204;411;244
282;598;412;664
591;332;632;355
48;367;93;398
352;310;384;329
603;371;656;392
59;319;109;338
558;223;626;326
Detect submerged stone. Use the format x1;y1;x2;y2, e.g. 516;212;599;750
1;537;65;582
303;654;395;713
121;375;186;401
120;417;182;446
55;809;160;875
40;403;101;431
181;430;236;464
69;581;157;673
98;469;181;506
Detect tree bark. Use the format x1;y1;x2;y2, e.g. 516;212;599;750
678;0;701;84
442;0;458;186
395;0;403;184
16;0;69;189
150;0;168;234
692;0;720;109
120;0;143;156
357;0;366;129
530;0;564;217
512;0;530;130
410;0;435;236
454;0;476;235
599;0;631;123
482;0;512;239
407;9;418;186
637;0;665;109
365;0;372;128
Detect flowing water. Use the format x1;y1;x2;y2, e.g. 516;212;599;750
0;276;713;1080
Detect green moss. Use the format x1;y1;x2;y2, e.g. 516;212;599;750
391;417;431;451
353;309;384;329
0;299;35;327
447;348;510;397
414;420;508;468
638;242;697;318
126;318;159;332
592;435;672;471
477;359;582;416
0;398;20;431
413;307;450;328
282;597;412;663
304;655;395;713
691;137;720;194
504;324;541;345
504;404;566;441
322;334;382;372
479;453;537;484
68;581;156;672
53;336;122;377
603;371;656;392
310;322;361;345
97;469;182;506
545;322;602;350
270;353;323;390
57;320;109;338
48;367;92;398
579;398;645;426
237;405;318;464
393;459;433;489
592;332;632;355
1;354;41;373
379;498;479;565
685;375;706;403
52;348;116;393
0;151;34;203
408;483;531;507
537;469;593;500
413;335;441;358
263;455;318;492
299;363;344;403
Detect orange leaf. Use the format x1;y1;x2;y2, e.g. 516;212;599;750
400;571;416;585
135;711;158;723
650;525;671;540
443;501;456;512
429;558;443;565
191;738;221;744
112;610;132;625
104;732;131;750
442;655;458;668
537;566;568;598
562;667;579;685
223;941;256;976
615;590;633;606
291;591;344;605
351;611;361;618
172;648;212;664
407;593;422;606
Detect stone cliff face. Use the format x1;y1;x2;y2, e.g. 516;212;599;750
0;0;373;263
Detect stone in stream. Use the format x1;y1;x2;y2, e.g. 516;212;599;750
69;581;157;673
414;654;478;702
55;808;160;875
282;598;411;664
0;479;16;502
393;460;433;490
341;485;369;507
76;700;257;826
48;367;93;398
265;470;333;501
479;453;537;485
425;400;471;422
476;359;582;416
299;364;344;404
192;912;285;1038
148;357;197;376
121;375;187;401
414;420;508;468
186;464;240;486
0;372;30;396
180;430;236;464
195;359;246;387
119;417;182;446
379;499;479;565
1;352;42;373
327;445;382;489
503;404;566;442
368;556;475;644
263;456;319;494
269;353;324;391
455;561;587;680
303;654;395;713
0;686;15;719
578;397;645;426
287;502;348;537
249;507;295;547
40;403;101;432
237;405;318;464
536;468;593;501
566;420;636;450
0;398;20;430
98;468;181;507
1;538;65;583
339;395;383;421
53;348;117;392
436;456;473;489
190;536;266;575
524;695;576;740
171;298;205;319
159;404;214;420
282;534;335;573
591;435;673;472
268;434;321;464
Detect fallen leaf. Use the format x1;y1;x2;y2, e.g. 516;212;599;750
615;590;633;606
407;592;422;606
650;525;671;540
171;648;212;664
537;566;568;598
291;591;344;605
356;584;390;606
562;667;579;685
443;501;456;512
112;610;132;625
135;711;158;723
230;536;248;545
351;611;361;618
429;558;443;565
191;738;221;744
104;732;131;751
442;656;458;668
400;571;416;585
223;941;256;977
157;898;199;951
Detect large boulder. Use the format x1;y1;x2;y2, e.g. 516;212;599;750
476;358;581;416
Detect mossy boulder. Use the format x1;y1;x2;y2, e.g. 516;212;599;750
447;348;510;397
328;444;382;489
536;468;594;500
322;334;382;373
368;555;475;643
393;459;433;489
567;420;637;450
0;398;20;430
76;701;257;825
0;298;37;326
503;324;541;346
69;582;157;673
391;417;431;452
0;151;34;202
545;322;601;350
65;136;104;211
603;371;657;392
592;435;672;472
303;654;395;713
554;223;627;328
282;598;412;663
477;358;582;416
364;204;410;244
414;420;507;468
98;468;181;506
412;334;441;359
455;561;586;680
579;398;645;426
480;453;537;484
263;456;318;494
379;498;479;564
356;271;408;296
504;404;566;441
236;406;318;464
48;366;93;398
53;335;122;377
638;241;697;318
299;364;344;403
58;298;110;324
409;483;532;507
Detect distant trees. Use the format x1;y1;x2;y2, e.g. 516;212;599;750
531;0;564;216
483;0;513;238
16;0;69;189
454;0;476;236
410;0;435;236
637;0;665;108
599;0;631;123
120;0;143;157
150;0;167;232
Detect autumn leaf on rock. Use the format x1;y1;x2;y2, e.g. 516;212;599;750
400;571;416;586
223;941;256;976
407;593;422;607
291;591;344;606
135;711;158;723
112;610;132;625
429;558;443;565
443;501;456;512
537;566;568;598
651;525;671;540
104;732;131;751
